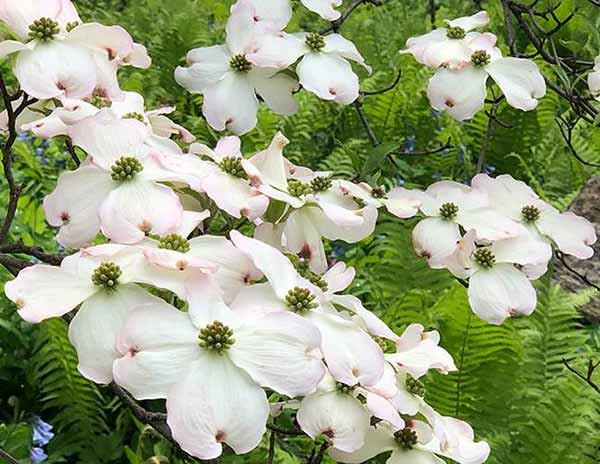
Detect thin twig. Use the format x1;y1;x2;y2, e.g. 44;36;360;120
563;358;600;394
555;115;600;168
353;99;379;147
362;69;402;96
388;137;453;157
267;423;305;436
0;240;64;265
555;250;600;291
0;447;20;464
65;138;80;167
321;0;384;33
475;101;500;174
267;430;276;464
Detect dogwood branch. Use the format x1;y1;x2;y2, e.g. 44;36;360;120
563;358;600;395
361;68;402;96
0;447;20;464
321;0;384;33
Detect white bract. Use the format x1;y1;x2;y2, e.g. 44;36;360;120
113;296;325;459
0;0;150;100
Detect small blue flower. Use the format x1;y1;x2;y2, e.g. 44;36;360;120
30;447;47;464
35;147;45;156
395;177;405;187
40;140;50;149
55;158;66;169
405;135;415;153
484;165;496;174
32;417;54;447
332;246;345;258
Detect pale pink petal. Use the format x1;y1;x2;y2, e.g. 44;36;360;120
248;131;290;190
247;0;292;29
445;11;489;31
99;180;183;244
66;23;134;62
247;32;306;68
297;390;369;452
0;39;28;58
251;69;299;115
328;424;396;463
229;282;287;320
323;262;355;293
113;300;200;399
174;45;230;92
167;355;269;459
332;294;399;341
427;66;488;121
468;264;537;324
43;164;114;248
486;57;546;111
230;311;325;397
70;284;161;384
422;40;473;69
323;34;371;72
538;211;597;259
412;217;462;268
298;52;359;105
301;0;342;20
120;42;151;68
490;233;552;266
284;208;329;274
5;264;95;323
366;392;405;430
457;207;522;241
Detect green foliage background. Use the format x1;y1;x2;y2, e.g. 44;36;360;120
1;0;600;462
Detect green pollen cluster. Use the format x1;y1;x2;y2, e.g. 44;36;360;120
288;179;313;197
371;186;387;199
66;21;80;32
88;95;111;109
111;156;143;182
406;377;425;397
446;26;466;39
159;234;190;253
374;336;395;353
91;262;122;291
394;428;418;450
521;204;541;223
473;248;496;269
310;175;333;192
285;287;318;313
354;197;367;208
123;112;145;122
287;254;329;292
471;50;491;67
439;202;459;220
198;321;235;353
219;156;247;179
229;54;252;73
336;382;355;394
28;17;60;41
305;33;326;52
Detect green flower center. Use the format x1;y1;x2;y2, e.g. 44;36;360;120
473;248;496;269
371;186;387;199
521;205;541;223
123;112;145;122
310;175;333;193
66;21;80;32
446;26;466;39
111;156;143;182
471;50;491;67
218;156;247;179
91;262;122;291
28;17;60;41
406;377;425;397
88;95;111;109
287;254;329;292
305;33;326;52
229;54;252;73
288;179;313;197
285;287;318;313
158;234;190;253
198;321;235;353
439;202;459;220
394;428;418;450
336;383;355;394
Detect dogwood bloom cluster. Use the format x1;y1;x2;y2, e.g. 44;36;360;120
388;175;596;324
401;11;547;120
175;0;370;134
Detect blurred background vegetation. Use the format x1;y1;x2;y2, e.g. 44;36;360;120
2;0;600;462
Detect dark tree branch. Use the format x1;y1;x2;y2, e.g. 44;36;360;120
0;447;20;464
476;100;501;174
563;358;600;394
65;138;80;167
267;430;276;464
0;240;64;265
555;250;600;291
555;115;600;168
428;0;437;28
353;99;379;147
321;0;384;33
362;69;402;96
388;137;453;158
267;423;305;436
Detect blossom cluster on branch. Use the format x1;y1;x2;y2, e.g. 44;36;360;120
0;0;597;463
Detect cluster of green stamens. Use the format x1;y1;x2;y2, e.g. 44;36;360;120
111;156;143;182
88;95;111;109
123;112;145;122
91;262;122;291
219;156;247;179
336;383;355;394
287;254;329;292
285;287;318;313
28;17;60;41
305;33;326;52
288;179;313;197
394;428;418;450
446;26;466;39
406;377;425;397
229;54;252;73
439;202;459;220
473;248;496;269
310;175;333;192
354;197;367;208
374;336;395;353
371;186;387;199
198;321;235;353
66;21;80;32
471;50;491;67
159;234;190;253
521;205;541;223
